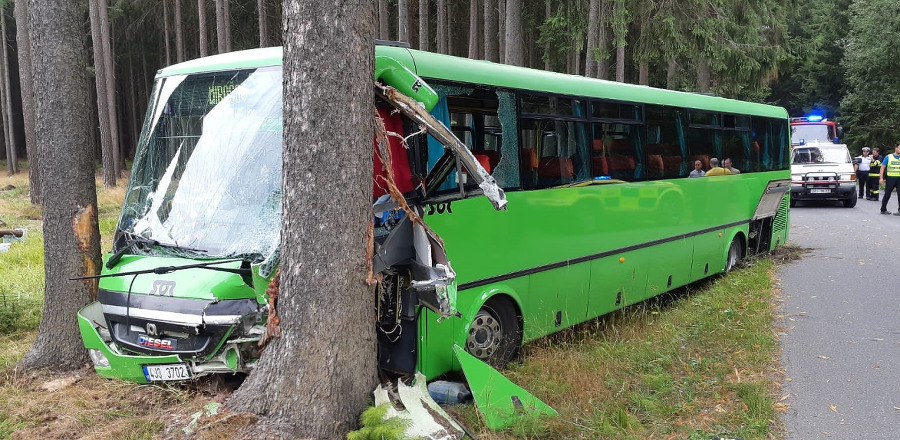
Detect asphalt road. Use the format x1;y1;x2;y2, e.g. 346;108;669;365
779;196;900;439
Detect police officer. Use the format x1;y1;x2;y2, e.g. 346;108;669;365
879;144;900;214
855;147;873;199
868;147;883;200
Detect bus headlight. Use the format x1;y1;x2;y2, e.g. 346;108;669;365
88;349;110;367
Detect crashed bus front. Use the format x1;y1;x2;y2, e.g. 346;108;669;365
78;46;506;383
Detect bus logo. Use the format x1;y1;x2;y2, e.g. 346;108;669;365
148;280;176;297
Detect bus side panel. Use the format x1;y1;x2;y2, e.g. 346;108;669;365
587;249;647;320
691;230;725;280
644;238;692;300
417;307;458;380
525;262;590;340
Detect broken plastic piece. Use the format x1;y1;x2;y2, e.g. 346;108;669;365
453;344;557;431
373;372;465;440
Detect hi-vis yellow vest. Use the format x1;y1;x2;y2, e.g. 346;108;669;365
886;155;900;177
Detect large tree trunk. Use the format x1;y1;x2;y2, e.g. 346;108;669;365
258;0;269;47
497;0;505;63
14;0;40;203
697;58;710;92
198;0;208;56
585;0;598;77
88;0;115;188
419;0;429;50
468;0;479;58
19;0;100;372
226;0;376;437
163;0;171;65
504;0;522;66
214;0;226;53
223;0;232;51
597;0;610;79
615;44;624;82
666;58;677;89
638;61;649;85
482;0;496;61
398;0;409;42
99;0;121;178
0;7;16;176
175;0;185;62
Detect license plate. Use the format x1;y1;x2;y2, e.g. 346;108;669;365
810;188;831;194
143;363;191;381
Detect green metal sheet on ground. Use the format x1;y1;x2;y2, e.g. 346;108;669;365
452;344;557;431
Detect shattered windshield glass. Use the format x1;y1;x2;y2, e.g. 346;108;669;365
119;67;282;262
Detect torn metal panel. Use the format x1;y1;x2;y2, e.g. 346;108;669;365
453;344;557;431
375;82;508;211
373;372;465;440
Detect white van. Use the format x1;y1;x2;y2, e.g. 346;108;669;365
790;142;857;207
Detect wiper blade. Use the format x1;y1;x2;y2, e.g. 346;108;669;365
74;258;250;280
106;232;207;269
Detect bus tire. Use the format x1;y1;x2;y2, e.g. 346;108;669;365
725;237;744;272
466;296;521;367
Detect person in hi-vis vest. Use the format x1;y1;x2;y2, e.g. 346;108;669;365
879;144;900;215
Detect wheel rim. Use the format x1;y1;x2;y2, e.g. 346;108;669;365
466;309;503;360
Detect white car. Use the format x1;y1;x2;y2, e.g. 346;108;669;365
790;143;857;208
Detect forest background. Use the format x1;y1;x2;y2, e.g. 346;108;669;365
0;0;897;190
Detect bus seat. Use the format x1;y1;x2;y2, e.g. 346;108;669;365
647;143;665;156
592;139;604;152
648;154;664;177
522;148;539;169
373;107;414;198
538;156;574;179
472;154;492;174
593;156;609;176
607;156;635;173
472;149;500;171
608;138;634;154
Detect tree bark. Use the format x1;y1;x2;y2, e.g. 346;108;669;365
223;0;232;52
666;58;677;89
19;0;101;372
258;0;269;47
468;0;479;58
697;58;710;93
88;0;115;188
615;44;624;82
378;0;389;40
198;0;208;56
597;0;609;79
482;0;496;61
163;0;171;65
504;0;522;66
175;0;185;62
0;7;16;176
398;0;409;42
497;0;505;62
14;0;40;203
226;0;376;436
99;0;121;178
214;0;226;53
436;0;446;53
638;61;648;85
419;0;429;50
585;0;599;77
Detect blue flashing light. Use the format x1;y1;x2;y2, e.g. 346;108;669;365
806;114;824;122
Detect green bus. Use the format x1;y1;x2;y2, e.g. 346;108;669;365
77;42;790;384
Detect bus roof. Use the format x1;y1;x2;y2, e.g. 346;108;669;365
157;45;787;119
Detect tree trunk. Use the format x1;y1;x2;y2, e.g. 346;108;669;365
697;58;710;93
223;0;232;52
378;0;389;40
198;0;208;56
258;0;269;47
436;0;446;53
99;0;121;179
175;0;185;62
543;1;551;70
597;0;609;79
585;0;598;77
468;0;479;58
666;58;677;89
615;44;624;82
88;0;115;188
419;0;429;50
14;0;40;203
226;0;376;436
504;0;522;66
497;0;505;63
398;0;409;42
482;0;496;61
163;0;171;65
0;7;16;176
214;0;226;53
19;0;100;372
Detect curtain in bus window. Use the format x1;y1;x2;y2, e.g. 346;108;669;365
777;120;789;169
675;111;688;175
742;131;752;172
714;130;723;159
633;126;645;179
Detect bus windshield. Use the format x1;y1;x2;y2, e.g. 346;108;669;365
791;124;833;145
119;67;282;261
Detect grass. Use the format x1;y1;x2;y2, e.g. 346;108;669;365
0;159;795;439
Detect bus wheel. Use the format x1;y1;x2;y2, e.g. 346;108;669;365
725;237;744;272
466;296;521;367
